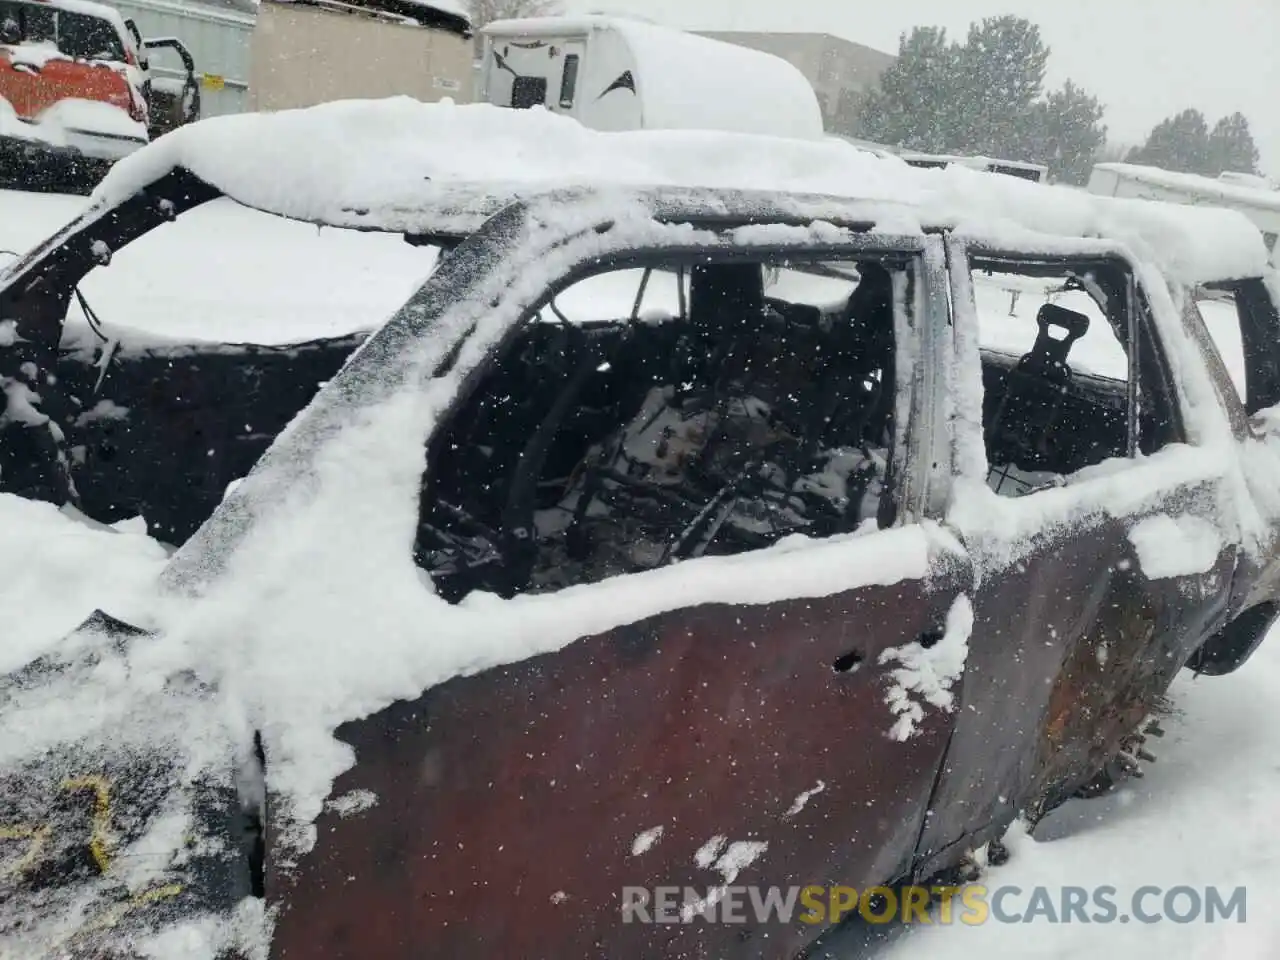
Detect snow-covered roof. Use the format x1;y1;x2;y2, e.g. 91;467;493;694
900;152;1048;173
21;0;135;44
80;99;1273;287
1218;171;1278;191
260;0;469;30
482;15;824;141
395;0;465;20
1094;162;1280;215
30;0;130;23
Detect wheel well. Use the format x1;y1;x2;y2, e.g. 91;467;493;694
1186;600;1280;676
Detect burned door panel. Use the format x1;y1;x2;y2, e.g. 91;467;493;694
1185;281;1280;643
50;332;366;543
917;504;1234;876
911;515;1148;875
266;570;967;960
262;232;966;958
917;238;1240;876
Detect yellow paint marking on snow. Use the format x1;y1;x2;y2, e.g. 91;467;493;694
62;775;114;873
78;883;186;934
0;823;52;878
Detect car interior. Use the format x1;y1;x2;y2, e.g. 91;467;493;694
974;259;1182;498
414;255;905;602
980;296;1128;496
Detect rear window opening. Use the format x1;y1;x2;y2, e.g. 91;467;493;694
970;256;1182;498
1195;280;1280;415
414;252;914;604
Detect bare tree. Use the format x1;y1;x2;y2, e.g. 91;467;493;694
468;0;562;55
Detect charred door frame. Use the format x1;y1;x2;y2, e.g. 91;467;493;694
416;222;956;538
263;228;980;959
911;236;1240;878
1179;281;1280;662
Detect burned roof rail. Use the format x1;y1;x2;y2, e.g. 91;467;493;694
0;168;222;346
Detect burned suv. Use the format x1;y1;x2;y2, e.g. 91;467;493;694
2;105;1280;959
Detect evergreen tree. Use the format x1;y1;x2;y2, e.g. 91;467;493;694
1127;109;1212;175
1207;112;1260;175
1028;81;1108;185
853;16;1107;183
952;16;1048;157
857;26;961;152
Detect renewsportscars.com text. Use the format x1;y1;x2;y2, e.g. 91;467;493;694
620;884;1247;926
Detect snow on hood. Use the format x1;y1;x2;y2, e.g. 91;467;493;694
36;98;145;138
86;98;1272;287
2;40;68;70
0;95;146;147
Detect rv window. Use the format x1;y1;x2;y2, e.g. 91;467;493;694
559;54;580;109
512;76;547;110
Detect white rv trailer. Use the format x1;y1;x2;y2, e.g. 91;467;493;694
478;15;825;140
1088;162;1280;266
897;151;1049;183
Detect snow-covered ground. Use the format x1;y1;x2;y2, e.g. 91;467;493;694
1;188;1277;957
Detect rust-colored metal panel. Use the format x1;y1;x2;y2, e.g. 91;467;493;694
912;523;1133;876
917;501;1237;876
266;577;963;960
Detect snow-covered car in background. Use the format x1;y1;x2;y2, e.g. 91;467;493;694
0;0;149;156
2;100;1280;958
1;0;197;191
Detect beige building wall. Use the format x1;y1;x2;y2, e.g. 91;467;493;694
696;31;894;134
250;0;474;112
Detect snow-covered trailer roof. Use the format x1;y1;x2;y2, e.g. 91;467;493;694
899;152;1049;182
481;15;824;141
7;98;1271;291
1092;163;1280;218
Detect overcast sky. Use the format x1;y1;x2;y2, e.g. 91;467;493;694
564;0;1279;175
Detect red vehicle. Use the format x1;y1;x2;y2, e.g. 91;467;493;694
0;0;152;160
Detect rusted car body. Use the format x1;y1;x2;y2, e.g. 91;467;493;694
2;137;1280;959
